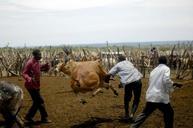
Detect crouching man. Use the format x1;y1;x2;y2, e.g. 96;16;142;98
0;81;24;128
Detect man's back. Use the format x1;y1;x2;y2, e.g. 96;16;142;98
146;64;173;104
109;60;142;86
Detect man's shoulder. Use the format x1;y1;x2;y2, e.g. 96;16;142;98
157;64;169;68
161;64;170;70
25;58;34;65
153;64;170;73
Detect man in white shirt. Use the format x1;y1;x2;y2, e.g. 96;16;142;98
130;56;182;128
104;55;143;121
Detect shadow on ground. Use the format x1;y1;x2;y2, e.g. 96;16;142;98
70;116;133;128
70;117;114;128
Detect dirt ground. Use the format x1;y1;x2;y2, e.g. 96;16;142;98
0;76;193;128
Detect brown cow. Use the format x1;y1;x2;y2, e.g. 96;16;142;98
55;59;118;104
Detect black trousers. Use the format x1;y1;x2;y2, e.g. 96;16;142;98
1;110;15;128
131;102;174;128
26;89;48;120
124;80;142;116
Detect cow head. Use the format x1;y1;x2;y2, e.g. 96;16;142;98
55;60;75;75
55;62;65;73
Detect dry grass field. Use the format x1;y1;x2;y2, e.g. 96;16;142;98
0;75;193;128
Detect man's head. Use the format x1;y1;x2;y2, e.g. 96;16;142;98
118;54;126;62
158;56;167;65
32;49;42;60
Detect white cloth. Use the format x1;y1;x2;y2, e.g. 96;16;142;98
108;60;142;87
146;64;174;104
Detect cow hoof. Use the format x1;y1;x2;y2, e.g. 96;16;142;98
80;99;87;104
114;91;119;96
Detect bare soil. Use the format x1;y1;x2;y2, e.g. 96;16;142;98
0;76;193;128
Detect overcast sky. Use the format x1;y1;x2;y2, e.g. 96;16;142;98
0;0;193;47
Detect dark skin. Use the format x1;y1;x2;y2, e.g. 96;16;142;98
103;74;111;83
34;52;42;60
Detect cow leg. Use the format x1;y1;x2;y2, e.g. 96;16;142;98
15;115;24;128
103;82;118;96
71;80;87;104
92;88;103;97
103;82;110;89
109;84;119;96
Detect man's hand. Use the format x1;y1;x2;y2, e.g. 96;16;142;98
27;77;36;83
173;83;183;88
41;63;50;72
104;74;111;83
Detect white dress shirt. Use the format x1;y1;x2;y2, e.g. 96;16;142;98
108;60;143;87
146;64;174;104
